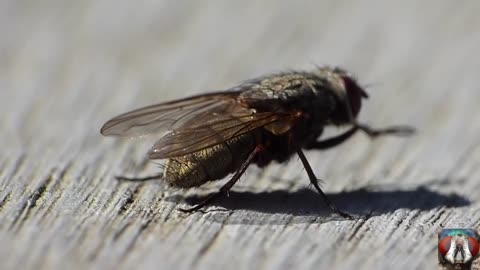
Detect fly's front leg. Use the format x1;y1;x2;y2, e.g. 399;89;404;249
354;123;415;138
305;126;359;150
305;122;414;150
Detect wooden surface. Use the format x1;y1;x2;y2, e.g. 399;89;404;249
2;1;480;269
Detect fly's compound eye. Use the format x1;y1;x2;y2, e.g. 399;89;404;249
468;236;479;257
439;236;452;257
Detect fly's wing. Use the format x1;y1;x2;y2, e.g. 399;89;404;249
148;108;288;159
100;92;239;137
101;90;293;159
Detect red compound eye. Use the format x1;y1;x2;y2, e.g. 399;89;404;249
468;237;479;257
438;236;452;256
340;76;364;118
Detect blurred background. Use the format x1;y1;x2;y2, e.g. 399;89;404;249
1;1;480;270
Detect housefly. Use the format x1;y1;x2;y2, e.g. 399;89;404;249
438;229;480;269
101;66;414;218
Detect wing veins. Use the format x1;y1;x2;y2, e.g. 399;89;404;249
149;113;284;158
160;116;271;149
121;102;216;132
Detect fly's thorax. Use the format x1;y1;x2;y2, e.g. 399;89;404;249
163;133;256;188
237;72;319;111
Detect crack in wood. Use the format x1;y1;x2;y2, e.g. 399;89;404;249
119;219;154;261
0;192;11;213
117;185;142;215
8;154;26;180
193;212;233;265
10;174;53;231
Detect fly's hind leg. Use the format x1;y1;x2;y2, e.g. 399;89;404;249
115;174;163;182
179;145;263;213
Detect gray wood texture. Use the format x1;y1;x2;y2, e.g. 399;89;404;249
1;1;480;269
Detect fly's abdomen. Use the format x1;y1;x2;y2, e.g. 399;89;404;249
163;133;255;188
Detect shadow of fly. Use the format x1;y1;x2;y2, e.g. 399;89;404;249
101;66;414;219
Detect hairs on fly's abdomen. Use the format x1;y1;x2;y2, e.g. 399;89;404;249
156;159;181;181
156;158;203;185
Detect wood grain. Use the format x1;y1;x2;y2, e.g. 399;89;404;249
2;1;480;269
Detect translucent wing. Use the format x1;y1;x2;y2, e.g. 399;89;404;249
148;109;289;159
100;92;239;137
102;80;308;160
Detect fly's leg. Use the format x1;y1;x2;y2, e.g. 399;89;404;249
354;123;415;138
115;174;163;182
305;123;414;150
305;126;359;150
294;143;353;219
178;145;263;213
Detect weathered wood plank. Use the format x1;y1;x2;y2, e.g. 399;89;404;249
1;1;480;269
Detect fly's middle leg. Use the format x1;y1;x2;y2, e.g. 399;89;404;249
294;142;354;219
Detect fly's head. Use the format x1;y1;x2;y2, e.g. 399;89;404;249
314;67;369;125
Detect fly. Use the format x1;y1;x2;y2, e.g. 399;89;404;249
101;66;414;218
